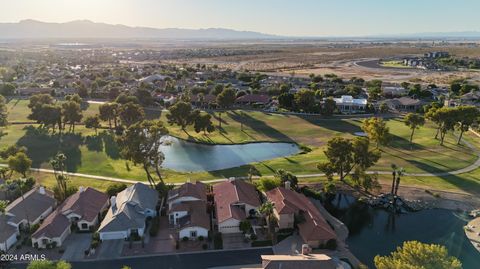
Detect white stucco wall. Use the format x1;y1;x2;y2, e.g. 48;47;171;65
179;226;208;239
218;218;241;234
99;231;128;241
0;231;18;251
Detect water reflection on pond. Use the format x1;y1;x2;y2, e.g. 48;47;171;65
323;194;480;269
160;136;300;172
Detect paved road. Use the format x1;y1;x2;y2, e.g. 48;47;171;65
8;248;273;269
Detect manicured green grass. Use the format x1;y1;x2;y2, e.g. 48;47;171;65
1;107;479;195
380;60;413;69
6;98;101;123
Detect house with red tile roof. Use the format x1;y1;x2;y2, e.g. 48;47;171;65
266;187;336;248
169;200;210;240
167;181;207;210
168;182;211;240
1;187;56;251
32;187;109;249
235;94;271;106
213;179;261;234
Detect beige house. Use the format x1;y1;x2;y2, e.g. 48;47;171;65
213;179;261;234
266;187;336;248
32;187;109;249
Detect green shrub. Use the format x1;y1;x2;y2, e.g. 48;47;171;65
198;236;204;241
182;236;189;242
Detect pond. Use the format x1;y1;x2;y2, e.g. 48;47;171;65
324;194;480;269
159;136;300;172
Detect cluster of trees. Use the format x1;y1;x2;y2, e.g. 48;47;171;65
318;117;390;194
0;145;32;179
374;241;462;269
27;94;83;133
278;89;336;115
117;119;169;187
445;79;480;96
167;101;215;134
426;105;480;145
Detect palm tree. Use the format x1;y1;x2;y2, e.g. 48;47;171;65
390;164;397;195
247;166;260;183
259;201;275;240
394;167;405;197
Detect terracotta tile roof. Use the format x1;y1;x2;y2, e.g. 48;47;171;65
213;179;260;223
235;94;271;104
173;200;210;230
6;187;56;225
266;187;336;243
168;181;207;202
33;188;108;239
59;187;108;222
32;208;70;239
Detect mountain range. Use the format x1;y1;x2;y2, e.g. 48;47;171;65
0;19;279;40
0;20;479;40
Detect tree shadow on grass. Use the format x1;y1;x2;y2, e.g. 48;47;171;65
16;126;82;172
84;135;104;152
406;161;480;195
300;115;364;135
99;131;121;160
229;111;293;142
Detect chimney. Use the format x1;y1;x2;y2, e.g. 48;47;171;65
38;186;46;195
79;186;85;193
301;244;312;255
228;177;235;182
110;196;117;213
284;181;291;190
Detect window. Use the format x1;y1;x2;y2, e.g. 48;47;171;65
81;223;88;229
190;231;197;238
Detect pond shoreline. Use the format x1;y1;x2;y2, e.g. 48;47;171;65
165;134;299;147
305;182;480;212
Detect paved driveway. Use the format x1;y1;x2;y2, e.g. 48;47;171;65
97;239;124;259
222;233;250;249
61;233;92;261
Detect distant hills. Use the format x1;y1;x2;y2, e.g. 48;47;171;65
0;20;479;41
0;19;279;40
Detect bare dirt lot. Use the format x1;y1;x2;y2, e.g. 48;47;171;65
165;42;480;85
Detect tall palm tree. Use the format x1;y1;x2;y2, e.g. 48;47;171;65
259;201;275;240
390;164;397;195
394;168;405;197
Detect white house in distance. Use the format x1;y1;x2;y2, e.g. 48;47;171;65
213;179;261;234
0;187;56;251
168;182;210;240
333;95;367;114
32;187;109;249
98;183;158;241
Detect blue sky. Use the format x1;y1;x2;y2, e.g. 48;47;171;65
1;0;479;36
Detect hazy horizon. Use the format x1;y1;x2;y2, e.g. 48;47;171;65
2;0;480;37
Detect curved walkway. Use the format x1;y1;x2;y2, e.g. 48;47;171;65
2;133;479;186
